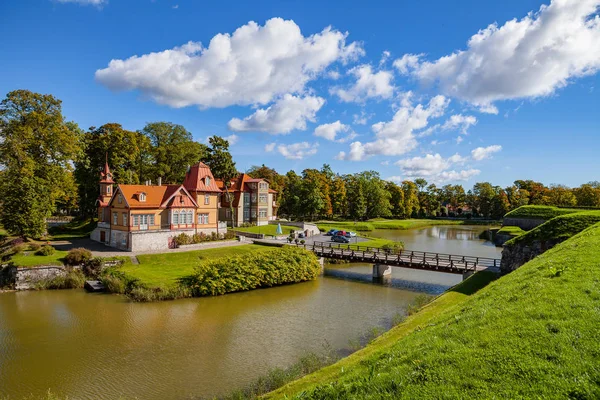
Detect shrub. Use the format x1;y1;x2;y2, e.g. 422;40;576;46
64;248;92;266
82;257;104;278
180;247;322;297
223;231;235;240
210;232;218;241
381;241;404;254
300;239;306;245
29;243;42;251
101;269;139;294
35;245;56;256
174;233;192;246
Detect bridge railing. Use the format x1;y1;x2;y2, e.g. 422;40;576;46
298;241;500;269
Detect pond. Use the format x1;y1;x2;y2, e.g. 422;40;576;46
0;225;497;399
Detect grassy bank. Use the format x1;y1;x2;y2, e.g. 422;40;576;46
267;222;600;399
496;225;525;237
316;219;467;232
47;219;97;240
119;245;275;288
233;224;299;236
503;205;584;220
506;210;600;246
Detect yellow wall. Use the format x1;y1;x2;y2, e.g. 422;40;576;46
194;192;219;228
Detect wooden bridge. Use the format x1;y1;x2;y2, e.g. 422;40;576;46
295;241;501;279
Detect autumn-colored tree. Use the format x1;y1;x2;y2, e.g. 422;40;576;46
330;176;347;216
204;136;238;227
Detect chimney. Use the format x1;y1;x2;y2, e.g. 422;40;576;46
158;177;162;186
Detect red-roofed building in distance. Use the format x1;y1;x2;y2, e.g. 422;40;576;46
91;162;222;251
216;173;278;227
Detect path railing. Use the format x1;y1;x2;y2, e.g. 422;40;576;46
295;240;500;272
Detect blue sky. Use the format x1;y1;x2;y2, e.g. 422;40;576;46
1;0;598;188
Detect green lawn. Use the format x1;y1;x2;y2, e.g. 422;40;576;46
11;249;68;267
496;225;525;237
317;219;466;232
268;222;600;399
48;219;97;240
233;224;299;236
119;244;276;288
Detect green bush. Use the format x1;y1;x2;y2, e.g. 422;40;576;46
100;269;139;294
35;245;55;256
29;243;42;251
223;230;235;240
82;257;104;278
180;247;322;297
64;248;92;266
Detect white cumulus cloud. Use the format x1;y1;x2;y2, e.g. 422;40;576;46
337;95;449;161
332;64;394;102
441;114;477;134
402;0;600;111
264;143;276;152
314;120;349;141
393;53;423;74
471;145;502;160
393;153;479;183
95;18;363;108
227;94;325;134
275;142;319;160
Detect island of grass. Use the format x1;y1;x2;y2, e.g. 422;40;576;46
496;225;526;237
266;221;600;399
118;244;276;288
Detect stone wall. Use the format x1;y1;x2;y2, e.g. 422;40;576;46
502;218;546;230
14;265;72;290
500;239;562;274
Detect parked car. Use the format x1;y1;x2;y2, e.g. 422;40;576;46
346;231;357;237
298;232;305;238
325;229;338;236
336;230;347;237
331;235;350;243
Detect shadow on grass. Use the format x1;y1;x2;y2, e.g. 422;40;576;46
448;270;497;296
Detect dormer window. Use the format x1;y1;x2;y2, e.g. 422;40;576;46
139;193;146;202
180;196;185;204
118;194;122;204
205;176;211;186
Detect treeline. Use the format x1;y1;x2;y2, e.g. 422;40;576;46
1;90;599;238
247;164;600;221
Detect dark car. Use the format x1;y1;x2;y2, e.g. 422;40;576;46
326;229;338;236
331;235;350;243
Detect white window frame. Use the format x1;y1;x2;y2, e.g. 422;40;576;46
113;212;118;225
226;209;232;218
204;194;210;205
259;209;267;218
139;193;146;202
259;194;267;203
205;176;211;186
243;209;249;220
198;213;209;225
133;215;139;226
122;213;127;226
251;193;257;203
244;193;250;204
173;211;179;225
118;194;122;204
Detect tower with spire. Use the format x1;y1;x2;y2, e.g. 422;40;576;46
98;153;115;209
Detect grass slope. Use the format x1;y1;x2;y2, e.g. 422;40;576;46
496;225;525;237
119;244;275;288
316;219;465;232
48;219;97;240
506;210;600;246
503;205;583;220
268;223;600;399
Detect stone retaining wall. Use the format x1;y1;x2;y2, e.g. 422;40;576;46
502;218;546;230
14;265;73;290
177;240;246;251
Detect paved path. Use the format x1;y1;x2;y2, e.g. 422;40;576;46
50;238;249;257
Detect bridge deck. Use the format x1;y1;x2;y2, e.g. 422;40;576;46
296;241;501;275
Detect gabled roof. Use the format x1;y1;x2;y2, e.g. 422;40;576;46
108;184;198;209
183;162;221;193
215;173;278;194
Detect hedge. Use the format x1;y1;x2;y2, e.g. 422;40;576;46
180;246;322;296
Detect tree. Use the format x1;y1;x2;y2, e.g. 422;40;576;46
204;136;238;227
141;122;208;184
401;181;419;218
74;123;151;218
330;176;347;216
358;171;391;218
0;90;81;237
490;188;511;219
574;184;600;207
545;184;577;207
472;182;496;218
302;168;330;216
300;178;325;220
280;171;302;219
346;176;366;220
386;182;405;217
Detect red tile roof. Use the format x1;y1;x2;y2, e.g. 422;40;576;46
110;184;198;209
183;162;221;193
